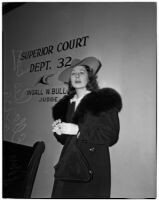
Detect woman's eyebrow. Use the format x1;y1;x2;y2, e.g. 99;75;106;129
72;69;85;73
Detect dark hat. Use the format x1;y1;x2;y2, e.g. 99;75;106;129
58;56;102;83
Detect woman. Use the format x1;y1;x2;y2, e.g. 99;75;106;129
51;57;122;198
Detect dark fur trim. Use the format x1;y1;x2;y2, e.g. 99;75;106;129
52;88;122;123
81;88;122;113
73;88;122;123
52;95;70;121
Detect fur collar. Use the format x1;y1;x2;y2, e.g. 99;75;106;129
72;88;122;123
52;88;122;122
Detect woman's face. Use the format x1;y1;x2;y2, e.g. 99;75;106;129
70;65;89;89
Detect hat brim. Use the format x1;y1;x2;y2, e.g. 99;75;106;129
58;57;101;83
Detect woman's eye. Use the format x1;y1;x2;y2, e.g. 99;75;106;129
71;72;75;76
80;71;84;75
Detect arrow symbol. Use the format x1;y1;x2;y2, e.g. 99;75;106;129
35;74;54;86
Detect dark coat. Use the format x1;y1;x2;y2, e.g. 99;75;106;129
52;88;122;198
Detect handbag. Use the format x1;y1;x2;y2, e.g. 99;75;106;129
54;136;93;182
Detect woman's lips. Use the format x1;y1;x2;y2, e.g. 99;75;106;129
75;80;81;83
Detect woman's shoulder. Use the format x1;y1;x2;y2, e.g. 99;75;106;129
53;93;75;110
97;87;122;112
53;95;70;109
52;95;72;120
96;88;122;109
96;87;121;95
81;87;122;114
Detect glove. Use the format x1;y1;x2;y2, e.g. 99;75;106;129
58;122;79;135
52;119;62;135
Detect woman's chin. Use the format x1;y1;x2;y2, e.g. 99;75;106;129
73;84;86;89
74;86;86;90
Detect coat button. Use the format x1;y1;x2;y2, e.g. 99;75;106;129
89;147;95;152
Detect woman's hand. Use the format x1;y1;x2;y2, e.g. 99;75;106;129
58;122;79;135
52;120;79;135
52;119;62;135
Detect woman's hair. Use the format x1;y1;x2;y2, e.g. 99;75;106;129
67;65;99;96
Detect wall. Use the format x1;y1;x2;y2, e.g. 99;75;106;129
3;3;156;198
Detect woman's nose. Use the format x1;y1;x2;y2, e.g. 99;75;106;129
75;73;80;78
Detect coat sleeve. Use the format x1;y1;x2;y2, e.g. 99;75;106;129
53;133;71;145
78;108;120;146
96;108;120;146
52;96;72;145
